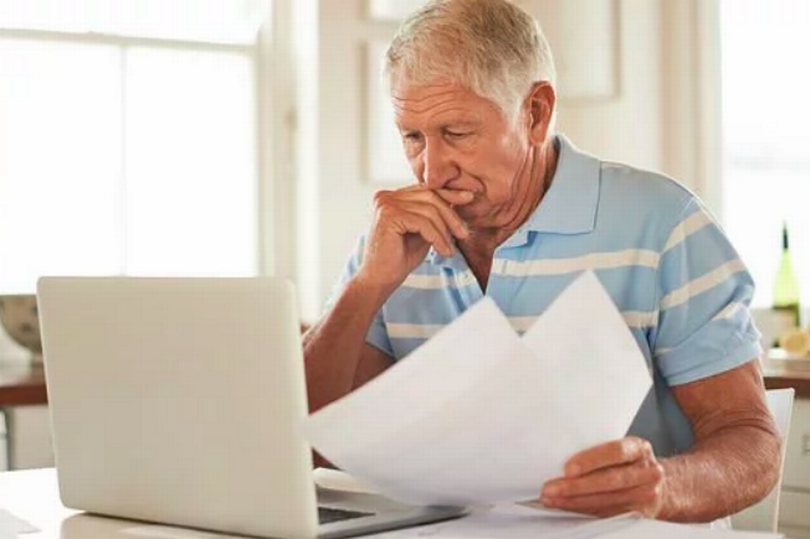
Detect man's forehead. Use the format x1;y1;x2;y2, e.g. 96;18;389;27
390;81;493;123
390;80;480;103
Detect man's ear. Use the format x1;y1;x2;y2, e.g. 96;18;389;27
525;81;556;145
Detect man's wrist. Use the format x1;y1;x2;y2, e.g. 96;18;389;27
350;272;400;306
656;457;688;521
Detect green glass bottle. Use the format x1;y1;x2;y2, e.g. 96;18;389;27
773;222;801;333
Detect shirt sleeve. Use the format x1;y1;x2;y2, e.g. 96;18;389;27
652;198;763;386
323;235;394;358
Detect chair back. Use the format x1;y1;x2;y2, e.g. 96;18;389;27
730;388;795;532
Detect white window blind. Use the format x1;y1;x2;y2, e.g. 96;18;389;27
720;0;810;307
0;36;257;292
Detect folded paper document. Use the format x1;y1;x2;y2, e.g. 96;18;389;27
303;271;653;506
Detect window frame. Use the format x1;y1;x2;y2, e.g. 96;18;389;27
0;25;277;280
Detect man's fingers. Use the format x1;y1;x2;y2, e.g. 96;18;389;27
400;208;454;254
390;184;475;207
397;213;454;257
542;482;662;516
376;187;469;240
400;201;468;241
430;199;469;239
434;188;476;206
540;437;664;519
543;460;663;498
563;437;654;477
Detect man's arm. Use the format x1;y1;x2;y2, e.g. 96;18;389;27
304;296;392;469
304;185;472;415
541;360;781;521
659;359;781;521
303;276;393;415
303;277;393;469
304;185;473;468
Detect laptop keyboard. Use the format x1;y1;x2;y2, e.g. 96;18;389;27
318;506;375;524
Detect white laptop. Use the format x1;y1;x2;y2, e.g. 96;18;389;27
37;277;465;538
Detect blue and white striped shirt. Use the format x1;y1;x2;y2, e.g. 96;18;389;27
332;135;762;457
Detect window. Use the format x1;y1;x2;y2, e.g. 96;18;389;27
720;0;810;306
0;34;257;292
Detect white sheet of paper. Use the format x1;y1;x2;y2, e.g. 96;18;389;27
304;271;652;505
314;467;379;495
367;504;600;539
0;507;39;537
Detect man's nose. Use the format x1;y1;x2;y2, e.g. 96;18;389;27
420;138;457;190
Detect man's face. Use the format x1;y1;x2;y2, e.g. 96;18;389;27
392;80;536;229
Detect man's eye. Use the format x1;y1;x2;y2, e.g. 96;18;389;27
446;131;470;139
402;132;422;142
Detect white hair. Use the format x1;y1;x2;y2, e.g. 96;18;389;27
384;0;557;123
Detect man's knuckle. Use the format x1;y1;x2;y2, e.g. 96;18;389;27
651;463;665;482
374;202;396;220
627;436;646;451
621;437;653;462
617;441;633;462
373;190;393;204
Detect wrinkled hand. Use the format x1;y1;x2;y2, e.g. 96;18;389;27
358;185;474;291
540;437;665;518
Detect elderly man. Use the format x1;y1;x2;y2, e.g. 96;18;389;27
303;0;780;523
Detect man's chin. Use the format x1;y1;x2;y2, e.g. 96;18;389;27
456;204;492;228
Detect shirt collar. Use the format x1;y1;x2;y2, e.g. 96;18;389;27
428;134;601;265
521;134;600;235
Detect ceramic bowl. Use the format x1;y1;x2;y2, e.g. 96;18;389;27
0;294;43;361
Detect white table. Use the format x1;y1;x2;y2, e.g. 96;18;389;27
0;469;70;537
0;469;788;539
0;468;257;539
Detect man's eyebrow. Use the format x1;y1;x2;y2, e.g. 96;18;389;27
440;119;481;129
396;118;482;132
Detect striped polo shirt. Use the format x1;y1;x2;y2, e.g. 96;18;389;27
332;135;762;457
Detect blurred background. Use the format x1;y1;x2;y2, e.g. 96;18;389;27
1;0;808;324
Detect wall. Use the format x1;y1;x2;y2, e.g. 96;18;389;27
0;331;28;363
557;0;665;173
5;406;53;470
293;0;389;320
